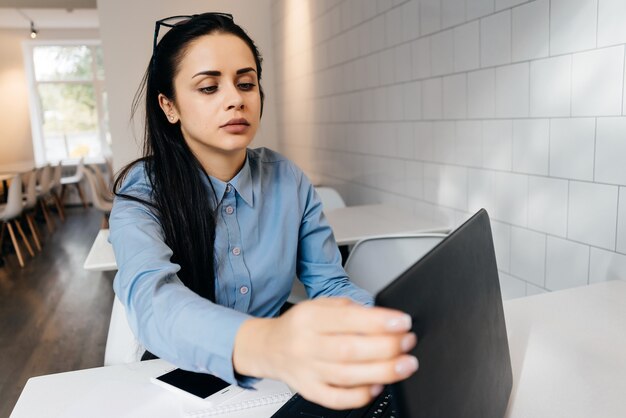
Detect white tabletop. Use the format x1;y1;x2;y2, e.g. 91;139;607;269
12;280;626;418
83;229;116;271
83;204;450;272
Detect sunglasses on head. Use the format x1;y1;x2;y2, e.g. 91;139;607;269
152;12;234;56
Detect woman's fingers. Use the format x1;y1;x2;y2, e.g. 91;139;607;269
300;381;387;410
295;298;413;335
313;332;418;362
314;354;419;387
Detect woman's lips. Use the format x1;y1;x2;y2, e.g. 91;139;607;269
221;118;250;134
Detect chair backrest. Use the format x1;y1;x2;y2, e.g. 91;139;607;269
91;164;112;200
0;175;23;220
104;297;143;366
83;166;111;212
74;158;85;181
22;169;37;209
315;186;346;211
37;165;52;195
51;162;62;190
344;233;447;294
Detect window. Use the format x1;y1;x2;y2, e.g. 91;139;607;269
25;41;110;164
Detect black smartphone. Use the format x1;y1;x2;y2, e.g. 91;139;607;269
151;368;243;402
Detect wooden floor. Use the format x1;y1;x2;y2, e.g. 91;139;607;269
0;207;114;417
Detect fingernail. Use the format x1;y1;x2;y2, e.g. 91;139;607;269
370;384;384;397
395;356;419;376
401;333;417;352
386;314;412;331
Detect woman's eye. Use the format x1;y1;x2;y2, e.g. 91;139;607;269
199;86;218;94
238;83;256;91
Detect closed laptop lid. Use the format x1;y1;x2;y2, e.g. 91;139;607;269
376;209;512;418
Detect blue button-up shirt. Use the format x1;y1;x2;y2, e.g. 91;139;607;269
109;148;373;384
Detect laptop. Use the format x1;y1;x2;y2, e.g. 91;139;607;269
271;209;512;418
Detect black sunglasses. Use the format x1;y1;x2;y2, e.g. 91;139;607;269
152;12;234;56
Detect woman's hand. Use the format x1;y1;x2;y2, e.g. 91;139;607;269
233;297;418;410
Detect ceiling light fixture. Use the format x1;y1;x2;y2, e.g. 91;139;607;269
17;9;38;39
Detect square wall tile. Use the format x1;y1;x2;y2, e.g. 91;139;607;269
545;236;590;291
379;48;396;84
385;6;405;47
467;0;494;21
494;171;528;226
414;122;434;161
530;55;572;117
468;69;496;118
512;119;549;175
526;283;547;296
394;43;412;83
403;81;422;121
572;46;625;116
549;118;595;181
598;0;626;47
431;30;455;76
511;227;546;287
397;122;415;158
595;117;626;185
422;77;443;120
512;0;549;62
404;160;424;199
454;21;480;72
495;0;526;12
432;121;456;163
618;187;626;253
386;85;405;121
443;74;467;119
423;164;468;210
491;219;511;273
456;121;482;167
589;247;626;282
401;0;421;42
411;37;431;80
483;120;513;171
496;63;529;118
421;0;441;35
568;181;618;250
528;176;568;237
499;272;527;300
550;0;598;55
481;10;512;67
442;0;465;28
468;168;496;213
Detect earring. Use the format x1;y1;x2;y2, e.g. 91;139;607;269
168;115;175;122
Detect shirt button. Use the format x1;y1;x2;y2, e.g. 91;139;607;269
240;286;249;295
232;247;241;256
225;206;234;215
226;184;232;193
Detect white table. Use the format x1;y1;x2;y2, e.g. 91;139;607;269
83;204;450;272
11;281;626;418
83;229;116;271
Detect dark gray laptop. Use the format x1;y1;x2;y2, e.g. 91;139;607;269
272;209;513;418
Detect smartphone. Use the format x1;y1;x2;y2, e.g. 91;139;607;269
151;368;244;404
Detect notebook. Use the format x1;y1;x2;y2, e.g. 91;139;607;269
183;378;293;417
271;208;513;417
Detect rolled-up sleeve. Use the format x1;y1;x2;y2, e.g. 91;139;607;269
109;166;253;385
292;166;374;306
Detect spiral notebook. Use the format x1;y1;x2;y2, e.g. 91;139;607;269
183;378;293;417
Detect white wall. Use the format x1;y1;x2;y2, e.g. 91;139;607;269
0;28;98;170
97;0;278;172
272;0;626;297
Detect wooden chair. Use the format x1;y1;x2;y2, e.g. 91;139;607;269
60;158;88;208
0;175;34;268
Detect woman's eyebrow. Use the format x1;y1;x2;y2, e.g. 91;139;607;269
192;67;257;78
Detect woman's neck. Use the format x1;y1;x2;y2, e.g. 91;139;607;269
196;148;247;182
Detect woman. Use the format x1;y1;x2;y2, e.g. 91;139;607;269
110;13;418;410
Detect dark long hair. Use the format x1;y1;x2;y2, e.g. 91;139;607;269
113;13;264;301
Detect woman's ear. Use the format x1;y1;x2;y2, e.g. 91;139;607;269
158;93;179;124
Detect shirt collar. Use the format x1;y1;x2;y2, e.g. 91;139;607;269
203;151;254;208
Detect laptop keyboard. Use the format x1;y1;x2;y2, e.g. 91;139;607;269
271;388;398;418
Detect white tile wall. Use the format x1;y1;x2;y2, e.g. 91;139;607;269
595;117;626;185
568;181;618;250
496;63;529;117
274;0;626;297
510;226;546;286
545;236;590;290
550;0;598;55
549;118;595;181
530;55;572;117
512;119;549;175
481;10;512;67
512;0;549;62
